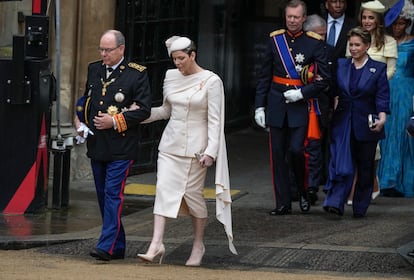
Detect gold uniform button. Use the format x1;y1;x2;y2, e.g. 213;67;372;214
99;101;103;105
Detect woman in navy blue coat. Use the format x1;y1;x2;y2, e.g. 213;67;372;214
323;27;390;218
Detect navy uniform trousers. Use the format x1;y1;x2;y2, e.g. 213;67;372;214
91;159;132;255
270;124;307;208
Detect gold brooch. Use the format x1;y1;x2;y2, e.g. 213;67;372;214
107;105;118;116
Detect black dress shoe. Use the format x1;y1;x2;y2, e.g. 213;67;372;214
90;248;111;261
307;189;318;205
269;206;292;215
299;194;310;212
407;250;414;257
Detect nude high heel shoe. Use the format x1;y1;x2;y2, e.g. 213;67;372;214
372;189;380;200
372;175;380;200
185;245;205;267
137;244;165;264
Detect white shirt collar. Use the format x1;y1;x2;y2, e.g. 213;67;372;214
328;14;345;26
107;57;124;71
352;57;369;69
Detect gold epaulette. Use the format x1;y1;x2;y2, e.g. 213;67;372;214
269;29;285;37
306;31;322;40
128;62;146;72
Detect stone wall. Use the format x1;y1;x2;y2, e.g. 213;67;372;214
0;0;32;46
52;0;116;181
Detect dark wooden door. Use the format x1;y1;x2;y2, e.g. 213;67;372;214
115;0;199;174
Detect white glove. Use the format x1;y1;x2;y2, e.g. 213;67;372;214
75;135;86;144
283;89;303;103
76;122;94;144
254;107;266;128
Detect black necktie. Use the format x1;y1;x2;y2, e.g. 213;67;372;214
106;67;113;78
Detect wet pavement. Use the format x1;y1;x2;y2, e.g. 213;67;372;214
1;128;414;278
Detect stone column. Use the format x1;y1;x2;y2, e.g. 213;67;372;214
48;0;116;180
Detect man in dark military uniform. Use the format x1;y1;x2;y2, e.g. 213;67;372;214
255;0;330;215
74;29;151;260
302;14;335;206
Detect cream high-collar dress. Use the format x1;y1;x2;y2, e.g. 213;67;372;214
144;69;237;254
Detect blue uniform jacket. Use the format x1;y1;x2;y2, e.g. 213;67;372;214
255;30;331;128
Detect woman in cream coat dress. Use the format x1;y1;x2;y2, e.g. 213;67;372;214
137;36;237;266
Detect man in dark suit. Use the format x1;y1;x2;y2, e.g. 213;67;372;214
74;29;151;261
255;0;330;215
325;0;357;65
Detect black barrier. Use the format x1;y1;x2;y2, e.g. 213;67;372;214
51;136;72;209
0;0;71;214
25;15;49;58
0;56;53;214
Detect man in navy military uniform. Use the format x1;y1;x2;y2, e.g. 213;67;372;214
302;14;332;206
255;0;330;215
74;29;151;260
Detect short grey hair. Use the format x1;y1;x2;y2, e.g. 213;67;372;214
303;14;326;32
102;29;125;46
